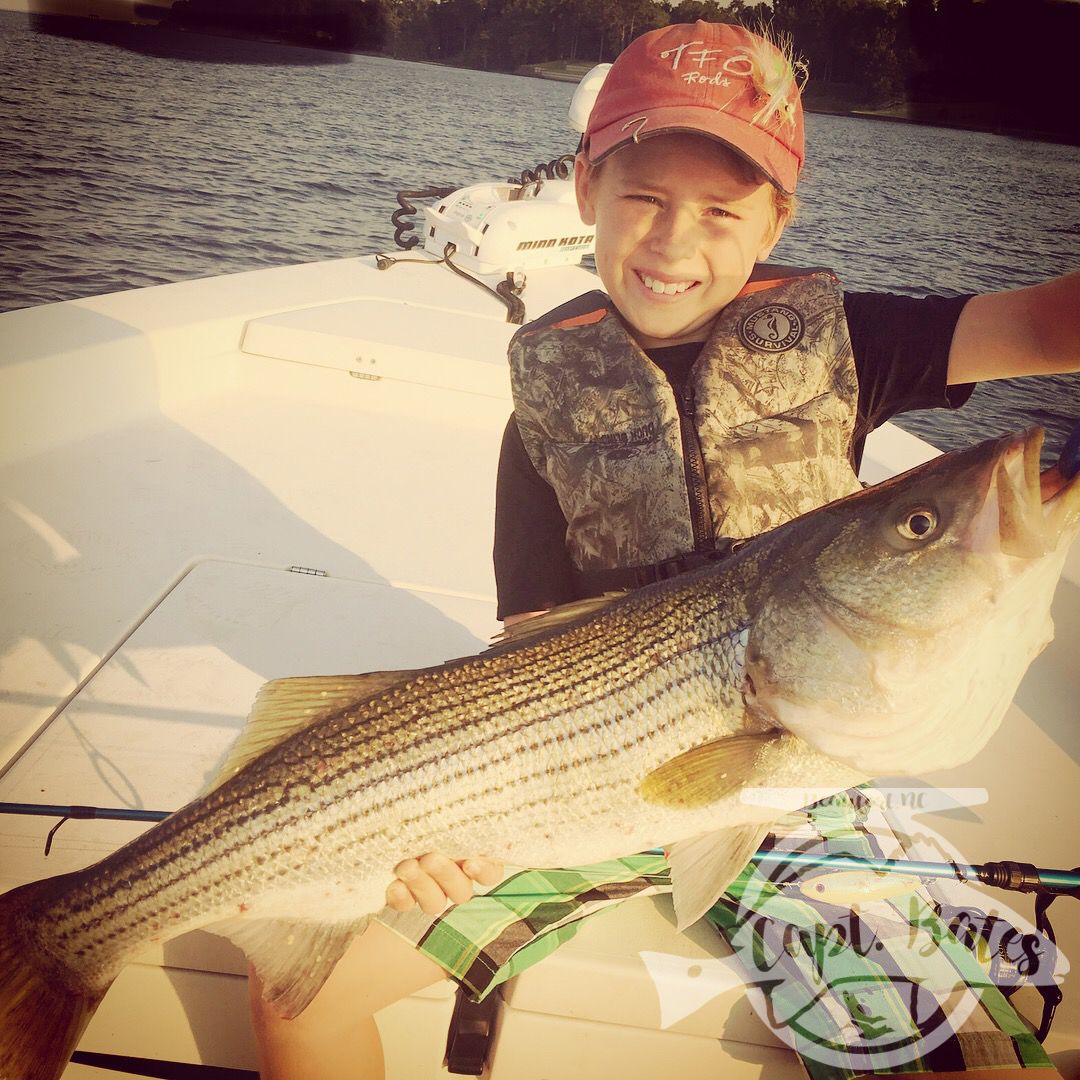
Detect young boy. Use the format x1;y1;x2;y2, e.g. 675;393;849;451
252;21;1079;1079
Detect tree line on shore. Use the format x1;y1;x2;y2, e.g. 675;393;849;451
161;0;1078;139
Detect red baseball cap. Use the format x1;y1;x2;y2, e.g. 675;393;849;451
584;22;806;194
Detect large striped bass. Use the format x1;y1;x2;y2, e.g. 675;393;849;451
2;426;1078;1080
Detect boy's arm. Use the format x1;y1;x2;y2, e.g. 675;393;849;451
947;271;1080;385
494;414;577;620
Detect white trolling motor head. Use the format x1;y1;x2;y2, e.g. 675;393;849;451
421;63;613;276
422;178;593;275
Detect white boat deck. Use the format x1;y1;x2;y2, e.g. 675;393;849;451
1;256;1077;1078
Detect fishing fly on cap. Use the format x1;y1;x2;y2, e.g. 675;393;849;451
583;21;808;195
745;26;806;132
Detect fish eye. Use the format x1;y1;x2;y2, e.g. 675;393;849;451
897;508;937;540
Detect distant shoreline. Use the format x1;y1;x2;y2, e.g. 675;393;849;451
10;10;1078;146
798;103;1078;147
517;61;1078;146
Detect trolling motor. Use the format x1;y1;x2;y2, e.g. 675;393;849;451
379;163;593;326
375;65;613;335
376;166;589;326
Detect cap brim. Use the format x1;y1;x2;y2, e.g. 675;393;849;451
587;105;801;195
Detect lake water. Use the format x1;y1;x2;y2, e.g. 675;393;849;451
1;11;1078;459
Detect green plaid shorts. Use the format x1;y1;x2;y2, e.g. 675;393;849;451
375;789;1054;1078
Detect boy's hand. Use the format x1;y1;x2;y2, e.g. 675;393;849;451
386;852;504;914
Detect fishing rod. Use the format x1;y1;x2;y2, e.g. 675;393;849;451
2;800;1077;895
749;848;1080;897
0;801;171;856
3;800;1075;1039
0;802;171;822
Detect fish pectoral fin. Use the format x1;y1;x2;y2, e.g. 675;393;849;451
205;672;424;793
667;824;771;931
208;913;370;1019
488;592;626;649
638;734;778;808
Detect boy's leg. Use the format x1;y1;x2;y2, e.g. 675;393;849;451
250;921;449;1080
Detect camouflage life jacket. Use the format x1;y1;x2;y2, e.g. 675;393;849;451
508;267;863;579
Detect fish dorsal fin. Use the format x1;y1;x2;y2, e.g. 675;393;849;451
208;914;369;1019
638;733;779;808
667;824;772;930
489;592;626;650
205;671;423;794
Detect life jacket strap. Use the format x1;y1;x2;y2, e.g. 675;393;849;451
571;540;741;596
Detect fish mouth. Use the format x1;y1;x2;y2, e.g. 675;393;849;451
971;427;1080;557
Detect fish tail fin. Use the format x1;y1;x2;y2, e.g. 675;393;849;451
0;881;107;1080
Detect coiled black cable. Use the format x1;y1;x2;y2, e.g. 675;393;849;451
507;153;576;186
391;186;458;250
389;155;577;251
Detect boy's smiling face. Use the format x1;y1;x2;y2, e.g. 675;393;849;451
575;133;788;349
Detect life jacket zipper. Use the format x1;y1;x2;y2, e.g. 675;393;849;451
677;381;715;551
